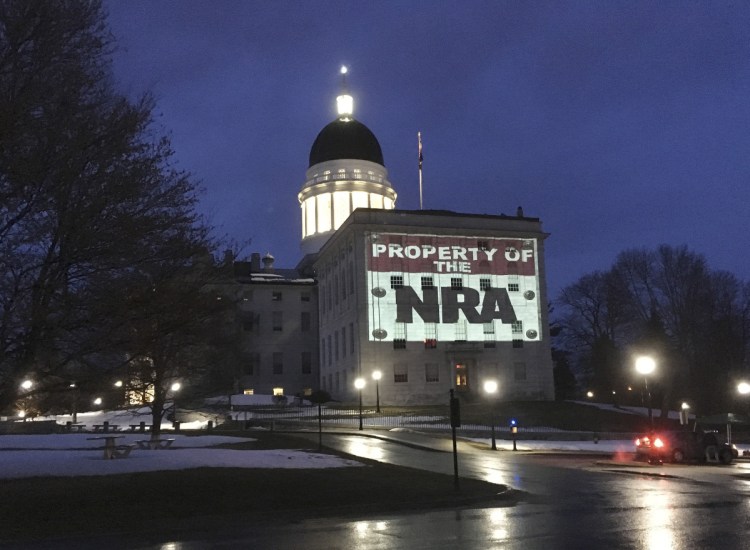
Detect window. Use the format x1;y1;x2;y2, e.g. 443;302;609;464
394;363;408;383
335;372;340;392
508;263;519;292
273;387;284;396
245;353;260;375
390;275;404;289
341;326;346;358
320;339;325;368
425;363;439;383
349;322;355;354
273;352;283;375
327;335;332;366
424;322;437;349
272;291;282;301
454;321;467;342
301;352;312;374
300;292;310;302
320;287;326;313
483;321;495;348
349;262;355;294
450;277;463;290
241;311;257;332
243;389;254;395
480;278;491;291
243;290;253;302
512;320;523;334
334;275;339;305
272;311;283;331
514;362;527;381
334;331;339;361
301;312;311;332
478;240;490;251
421;276;434;290
513;339;524;348
394;323;406;349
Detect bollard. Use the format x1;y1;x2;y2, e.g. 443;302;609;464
139;421;146;433
207;420;213;431
173;420;181;432
103;421;110;433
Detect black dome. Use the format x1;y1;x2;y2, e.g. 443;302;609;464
309;118;384;167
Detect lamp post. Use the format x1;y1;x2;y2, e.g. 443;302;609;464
635;356;656;429
738;382;750;415
483;380;498;451
354;378;365;431
372;370;382;413
171;382;182;426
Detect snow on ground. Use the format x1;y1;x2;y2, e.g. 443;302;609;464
0;434;363;479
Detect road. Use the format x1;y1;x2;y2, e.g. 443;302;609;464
35;430;750;549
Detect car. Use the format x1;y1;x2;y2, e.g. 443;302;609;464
634;429;736;465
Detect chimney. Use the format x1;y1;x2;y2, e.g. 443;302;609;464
250;253;261;272
262;252;275;273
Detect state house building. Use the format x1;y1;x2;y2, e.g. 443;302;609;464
232;72;554;405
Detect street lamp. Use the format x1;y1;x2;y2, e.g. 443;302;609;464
483;380;499;450
738;381;750;395
354;377;366;431
171;382;182;426
20;379;32;390
635;356;656;429
372;370;382;413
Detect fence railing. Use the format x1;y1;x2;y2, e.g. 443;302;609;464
225;405;639;441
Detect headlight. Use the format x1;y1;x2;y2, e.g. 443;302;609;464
653;437;665;448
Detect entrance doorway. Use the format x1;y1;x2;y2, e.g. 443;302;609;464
455;363;469;392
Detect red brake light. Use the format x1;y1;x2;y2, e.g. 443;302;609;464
653;437;665;449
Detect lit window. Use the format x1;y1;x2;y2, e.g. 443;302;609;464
243;389;254;395
273;387;284;396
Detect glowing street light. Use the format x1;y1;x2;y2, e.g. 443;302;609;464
20;379;32;390
372;370;382;413
93;397;102;406
114;380;123;388
171;382;182;426
354;378;366;431
483;380;499;450
738;381;750;395
635;356;656;429
586;391;594;398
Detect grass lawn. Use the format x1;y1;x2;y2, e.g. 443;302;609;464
0;432;515;543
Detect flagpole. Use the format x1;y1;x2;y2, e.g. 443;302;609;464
418;131;423;210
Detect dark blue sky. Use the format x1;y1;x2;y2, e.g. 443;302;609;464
105;1;750;298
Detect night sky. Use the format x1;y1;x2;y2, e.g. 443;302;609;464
105;1;750;298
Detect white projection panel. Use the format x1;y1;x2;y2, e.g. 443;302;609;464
366;232;542;343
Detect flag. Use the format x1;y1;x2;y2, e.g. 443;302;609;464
418;131;423;170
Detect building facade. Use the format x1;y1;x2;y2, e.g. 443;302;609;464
227;69;554;405
314;209;555;405
229;253;319;398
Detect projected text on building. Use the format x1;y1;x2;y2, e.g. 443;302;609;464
366;232;542;343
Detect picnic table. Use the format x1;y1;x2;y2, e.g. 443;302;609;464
66;423;86;433
92;423;119;433
87;435;134;459
128;423;150;433
135;438;175;450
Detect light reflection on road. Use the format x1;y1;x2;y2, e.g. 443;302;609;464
640;488;675;550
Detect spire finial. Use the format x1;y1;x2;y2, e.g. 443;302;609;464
336;65;353;119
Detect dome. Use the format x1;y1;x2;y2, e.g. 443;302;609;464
309;118;384;168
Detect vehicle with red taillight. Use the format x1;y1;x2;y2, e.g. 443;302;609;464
634;430;736;465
